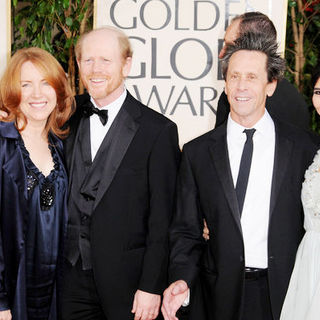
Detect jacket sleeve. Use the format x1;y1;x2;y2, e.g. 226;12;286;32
168;145;206;288
267;79;310;130
138;122;180;294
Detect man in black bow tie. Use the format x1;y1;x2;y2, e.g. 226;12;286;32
61;26;180;320
82;102;109;126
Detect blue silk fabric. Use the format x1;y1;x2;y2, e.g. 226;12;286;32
0;122;68;319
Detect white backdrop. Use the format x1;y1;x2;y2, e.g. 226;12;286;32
2;1;288;145
94;0;288;146
0;0;10;78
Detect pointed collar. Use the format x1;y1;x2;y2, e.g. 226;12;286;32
227;110;274;142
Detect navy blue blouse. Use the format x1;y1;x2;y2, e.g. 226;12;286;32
19;135;68;320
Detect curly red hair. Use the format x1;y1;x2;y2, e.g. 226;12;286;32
0;47;74;137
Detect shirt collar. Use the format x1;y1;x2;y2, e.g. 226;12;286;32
227;110;274;140
90;88;127;111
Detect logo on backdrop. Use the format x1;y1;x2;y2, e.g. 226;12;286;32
95;0;286;145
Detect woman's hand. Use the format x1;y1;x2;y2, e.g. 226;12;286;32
203;219;210;241
0;310;11;320
0;111;8;119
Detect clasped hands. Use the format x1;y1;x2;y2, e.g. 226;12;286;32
132;280;189;320
161;280;189;320
161;220;208;320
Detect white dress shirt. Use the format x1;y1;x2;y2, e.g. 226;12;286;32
227;111;275;268
89;89;127;160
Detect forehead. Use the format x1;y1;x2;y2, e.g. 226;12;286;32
228;50;268;75
20;61;44;79
81;30;121;58
225;19;240;43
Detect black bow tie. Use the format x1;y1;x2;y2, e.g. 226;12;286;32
83;102;108;126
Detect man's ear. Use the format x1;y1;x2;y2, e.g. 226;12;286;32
224;82;228;95
266;79;277;97
122;57;132;78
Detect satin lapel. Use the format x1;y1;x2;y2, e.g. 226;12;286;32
93;100;140;211
64;95;86;190
209;125;242;234
269;122;293;217
64;116;83;191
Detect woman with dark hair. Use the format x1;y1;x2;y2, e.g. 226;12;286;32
311;65;320;114
280;65;320;320
0;47;74;320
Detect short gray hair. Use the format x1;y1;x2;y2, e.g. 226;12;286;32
221;32;285;82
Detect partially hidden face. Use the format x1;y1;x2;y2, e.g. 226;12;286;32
313;78;320;115
20;61;57;126
225;50;277;127
77;30;131;107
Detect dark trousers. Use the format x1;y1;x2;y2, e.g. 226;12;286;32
60;259;107;320
241;271;273;320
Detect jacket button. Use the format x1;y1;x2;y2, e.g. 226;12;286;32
81;215;89;225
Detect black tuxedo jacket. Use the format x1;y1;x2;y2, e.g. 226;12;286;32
169;118;319;320
63;91;180;319
215;79;310;130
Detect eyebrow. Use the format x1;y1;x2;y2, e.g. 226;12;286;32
229;71;258;76
20;79;47;82
314;87;320;90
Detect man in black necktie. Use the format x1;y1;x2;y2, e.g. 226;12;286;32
214;12;310;130
161;33;320;320
60;26;180;320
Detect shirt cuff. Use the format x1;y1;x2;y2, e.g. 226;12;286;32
182;289;190;307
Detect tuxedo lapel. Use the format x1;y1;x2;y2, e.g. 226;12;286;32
269;121;293;217
209;125;242;234
64;95;87;189
93;93;141;211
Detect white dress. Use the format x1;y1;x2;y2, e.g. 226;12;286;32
280;150;320;320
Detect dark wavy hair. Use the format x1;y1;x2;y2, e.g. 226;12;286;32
221;32;286;82
312;64;320;89
239;12;277;40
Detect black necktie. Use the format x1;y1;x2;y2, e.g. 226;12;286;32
235;128;256;215
83;102;108;126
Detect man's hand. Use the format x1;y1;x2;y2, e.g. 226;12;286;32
131;289;161;320
0;310;12;320
161;280;189;320
0;111;8;119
